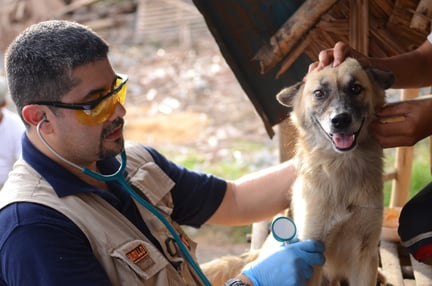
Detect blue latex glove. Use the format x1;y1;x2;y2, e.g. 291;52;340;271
242;240;325;286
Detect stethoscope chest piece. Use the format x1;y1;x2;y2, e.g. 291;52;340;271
271;216;297;243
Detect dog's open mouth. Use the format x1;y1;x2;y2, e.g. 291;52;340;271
329;118;365;151
331;133;357;151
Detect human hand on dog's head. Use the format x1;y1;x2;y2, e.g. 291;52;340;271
307;41;370;75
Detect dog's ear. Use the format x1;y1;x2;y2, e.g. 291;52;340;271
366;68;395;90
276;81;303;107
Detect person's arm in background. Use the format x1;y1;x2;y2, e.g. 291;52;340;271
311;38;432;89
309;37;432;148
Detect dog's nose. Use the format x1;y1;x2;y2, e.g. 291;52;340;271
331;113;352;129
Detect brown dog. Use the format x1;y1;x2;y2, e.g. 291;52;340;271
201;58;394;285
276;57;394;285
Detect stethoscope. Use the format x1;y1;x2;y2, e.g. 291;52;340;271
36;117;212;285
271;215;298;244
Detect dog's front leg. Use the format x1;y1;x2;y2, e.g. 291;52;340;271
346;253;378;286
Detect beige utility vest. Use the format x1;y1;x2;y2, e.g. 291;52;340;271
0;143;205;285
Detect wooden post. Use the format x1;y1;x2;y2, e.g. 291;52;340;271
349;0;369;54
389;89;419;207
278;117;297;162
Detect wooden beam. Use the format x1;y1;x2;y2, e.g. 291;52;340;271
389;89;418;207
380;240;405;286
278;117;297;162
253;0;339;74
349;0;369;54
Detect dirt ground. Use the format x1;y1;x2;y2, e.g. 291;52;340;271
113;44;277;159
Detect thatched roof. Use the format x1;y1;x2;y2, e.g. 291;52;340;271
254;0;430;77
194;0;432;136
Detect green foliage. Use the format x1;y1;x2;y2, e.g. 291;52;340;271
160;140;269;179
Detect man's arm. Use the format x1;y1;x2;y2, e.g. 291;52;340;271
207;159;296;225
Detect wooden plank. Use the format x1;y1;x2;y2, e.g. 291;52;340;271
389;89;418;208
380;240;405;286
349;0;369;54
409;254;432;286
277;117;297;162
253;0;339;74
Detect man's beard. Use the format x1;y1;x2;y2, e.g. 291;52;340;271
99;117;125;159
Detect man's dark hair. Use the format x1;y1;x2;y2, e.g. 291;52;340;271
5;20;109;115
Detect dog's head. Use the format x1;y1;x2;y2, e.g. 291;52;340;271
276;58;394;153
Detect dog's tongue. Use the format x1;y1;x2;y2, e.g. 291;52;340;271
332;133;355;149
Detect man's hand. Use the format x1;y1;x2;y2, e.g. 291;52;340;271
370;98;432;148
241;240;325;286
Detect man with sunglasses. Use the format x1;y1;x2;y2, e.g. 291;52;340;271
0;20;324;286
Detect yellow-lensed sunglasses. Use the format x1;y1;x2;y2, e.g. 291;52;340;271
33;73;128;125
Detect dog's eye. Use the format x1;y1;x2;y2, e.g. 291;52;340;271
350;84;364;95
313;90;325;99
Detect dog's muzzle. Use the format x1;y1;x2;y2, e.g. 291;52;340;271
314;113;366;152
331;113;356;150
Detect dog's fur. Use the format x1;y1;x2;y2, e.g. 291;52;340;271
276;58;393;285
201;58;394;286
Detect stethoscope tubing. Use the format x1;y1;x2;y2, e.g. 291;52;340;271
37;118;211;285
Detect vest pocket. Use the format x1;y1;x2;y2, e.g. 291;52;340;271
111;239;169;281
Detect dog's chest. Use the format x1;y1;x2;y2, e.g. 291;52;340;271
292;150;384;241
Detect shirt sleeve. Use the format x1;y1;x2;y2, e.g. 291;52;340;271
428;33;432;44
0;203;111;286
144;146;227;228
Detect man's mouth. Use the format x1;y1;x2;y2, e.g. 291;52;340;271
102;118;124;140
104;126;123;140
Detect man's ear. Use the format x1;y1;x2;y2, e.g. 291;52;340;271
22;105;49;127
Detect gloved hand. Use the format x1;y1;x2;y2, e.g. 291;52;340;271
241;240;325;286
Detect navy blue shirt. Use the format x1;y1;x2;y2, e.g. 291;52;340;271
0;136;226;285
